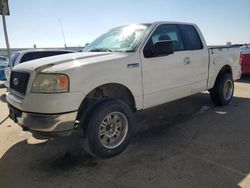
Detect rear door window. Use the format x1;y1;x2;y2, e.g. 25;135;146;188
179;25;203;50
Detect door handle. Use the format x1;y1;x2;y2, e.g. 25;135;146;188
127;63;139;69
184;57;191;65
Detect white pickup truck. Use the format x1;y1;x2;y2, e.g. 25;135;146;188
6;22;241;158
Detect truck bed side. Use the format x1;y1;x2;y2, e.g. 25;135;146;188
206;46;241;90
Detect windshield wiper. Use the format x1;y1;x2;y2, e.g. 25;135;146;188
89;48;113;52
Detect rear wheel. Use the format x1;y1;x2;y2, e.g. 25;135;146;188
210;73;234;106
80;99;134;158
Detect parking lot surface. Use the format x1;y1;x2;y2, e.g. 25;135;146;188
0;77;250;188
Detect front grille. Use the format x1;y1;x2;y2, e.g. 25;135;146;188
10;71;30;95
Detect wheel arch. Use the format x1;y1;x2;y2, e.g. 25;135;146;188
76;83;137;126
211;64;233;89
218;64;232;76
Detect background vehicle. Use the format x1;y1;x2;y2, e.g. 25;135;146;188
0;56;9;81
4;49;75;87
6;22;241;158
240;45;250;74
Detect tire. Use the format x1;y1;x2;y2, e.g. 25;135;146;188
80;99;134;158
209;73;234;106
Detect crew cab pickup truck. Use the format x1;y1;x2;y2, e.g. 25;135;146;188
6;22;241;158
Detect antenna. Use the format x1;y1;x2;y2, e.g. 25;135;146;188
57;17;67;49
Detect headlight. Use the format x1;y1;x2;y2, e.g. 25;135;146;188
31;73;69;93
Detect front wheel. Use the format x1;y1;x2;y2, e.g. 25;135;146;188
209;73;234;106
80;99;134;158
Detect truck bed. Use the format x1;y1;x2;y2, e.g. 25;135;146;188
206;45;241;90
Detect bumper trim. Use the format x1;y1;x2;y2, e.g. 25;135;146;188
13;109;78;133
30;129;79;138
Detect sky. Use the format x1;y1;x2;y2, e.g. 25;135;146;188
0;0;249;48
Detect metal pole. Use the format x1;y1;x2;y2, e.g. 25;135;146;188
1;1;12;69
57;17;67;49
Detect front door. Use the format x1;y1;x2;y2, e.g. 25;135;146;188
140;24;206;108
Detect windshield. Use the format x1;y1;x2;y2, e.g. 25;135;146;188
83;24;151;52
10;52;20;67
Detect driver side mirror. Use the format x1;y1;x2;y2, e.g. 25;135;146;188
144;40;174;58
153;40;174;56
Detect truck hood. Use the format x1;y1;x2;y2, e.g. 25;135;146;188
13;52;126;73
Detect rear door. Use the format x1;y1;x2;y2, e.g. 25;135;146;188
178;25;209;92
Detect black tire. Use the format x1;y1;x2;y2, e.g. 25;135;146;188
80;99;134;158
209;73;234;106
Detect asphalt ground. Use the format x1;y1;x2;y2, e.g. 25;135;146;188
0;76;250;188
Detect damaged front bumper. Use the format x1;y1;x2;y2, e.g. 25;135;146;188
9;104;79;137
